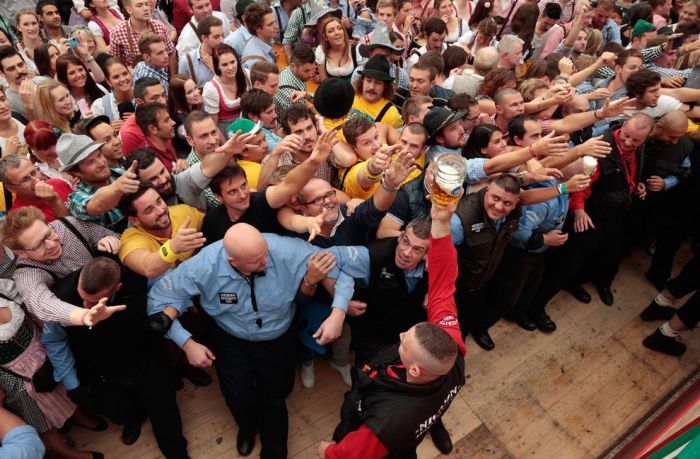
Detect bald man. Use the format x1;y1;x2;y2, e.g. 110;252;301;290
532;114;654;308
147;224;360;458
641;111;695;290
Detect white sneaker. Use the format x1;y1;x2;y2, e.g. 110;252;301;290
300;361;315;388
330;361;352;387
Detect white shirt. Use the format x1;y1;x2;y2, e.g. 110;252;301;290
0;119;26;154
637;95;683;119
176;11;231;58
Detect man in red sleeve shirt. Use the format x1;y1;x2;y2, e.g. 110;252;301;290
531;113;653;311
0;154;71;222
319;199;466;459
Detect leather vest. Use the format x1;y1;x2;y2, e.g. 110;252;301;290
403;173;431;222
588;130;641;215
454;188;521;292
353;238;427;342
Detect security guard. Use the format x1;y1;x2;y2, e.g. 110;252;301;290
147;223;356;458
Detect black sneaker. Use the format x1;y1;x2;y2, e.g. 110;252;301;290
533;312;557;332
642;329;686;356
430;419;453;454
121;423;142;446
640;300;675;322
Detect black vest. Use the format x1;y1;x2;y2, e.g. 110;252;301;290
353;238;428;343
455;188;521;292
53;268;158;385
588;129;642;216
334;344;465;457
642;137;692;181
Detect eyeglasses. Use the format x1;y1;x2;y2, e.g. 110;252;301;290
7;166;43;188
304;190;336;206
24;228;59;252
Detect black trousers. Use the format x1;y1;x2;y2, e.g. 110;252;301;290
647;182;700;282
666;255;700;329
455;285;488;338
85;351;188;459
532;210;624;311
488;246;546;324
211;325;297;459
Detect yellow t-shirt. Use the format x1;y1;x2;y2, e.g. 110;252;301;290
238;160;261;190
687;118;698;135
118;204;205;263
323;116;348;143
341;153;425;199
349;95;403;129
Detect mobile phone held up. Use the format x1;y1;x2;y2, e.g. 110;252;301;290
69;37;79;48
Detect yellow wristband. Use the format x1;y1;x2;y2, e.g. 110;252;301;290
159;240;179;264
365;161;381;181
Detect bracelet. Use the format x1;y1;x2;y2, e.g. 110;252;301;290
364;161;382;181
302;276;317;288
557;183;567;195
159;240;180;264
380;175;400;192
85;57;95;63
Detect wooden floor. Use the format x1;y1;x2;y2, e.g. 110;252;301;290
71;247;700;458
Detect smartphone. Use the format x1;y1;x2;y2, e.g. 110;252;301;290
69;37;79;48
77;98;90;117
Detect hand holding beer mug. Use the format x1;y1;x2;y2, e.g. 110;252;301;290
431;153;467;206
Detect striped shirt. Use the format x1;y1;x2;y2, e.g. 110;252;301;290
12;218;115;325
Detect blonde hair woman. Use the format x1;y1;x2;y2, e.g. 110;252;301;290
316;16;357;81
35;80;78;135
14;9;44;71
585;28;603;56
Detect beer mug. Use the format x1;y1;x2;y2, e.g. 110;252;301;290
431;153;466;206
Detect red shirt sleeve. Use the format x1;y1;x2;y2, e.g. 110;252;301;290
120;115;146;157
428;235;466;356
325;426;389;459
568;166;600;212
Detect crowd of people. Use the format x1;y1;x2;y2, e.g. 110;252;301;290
0;0;698;456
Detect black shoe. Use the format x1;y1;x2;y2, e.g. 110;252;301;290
597;287;614;306
121;423;142;446
72;417;108;432
645;272;667;292
642;329;686;356
430;419;453;454
640;300;675;322
507;313;537;331
236;432;255;456
181;365;212;387
473;331;495;351
566;285;591;304
533;312;556;332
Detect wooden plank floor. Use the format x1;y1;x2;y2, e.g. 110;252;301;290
70;247;700;458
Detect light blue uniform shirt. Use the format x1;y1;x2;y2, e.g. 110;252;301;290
0;425;45;458
178;47;215;87
148;234;356;347
241;35;276;70
224;25;252;57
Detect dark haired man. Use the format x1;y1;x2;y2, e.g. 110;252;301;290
178;15;225;87
350;55;404;129
119;76;168;155
0;45;47;120
241;3;278;69
42;257;190;456
203;129;343;243
175;0;230;57
36;0;71;41
272;44;316;117
407;17;448;67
